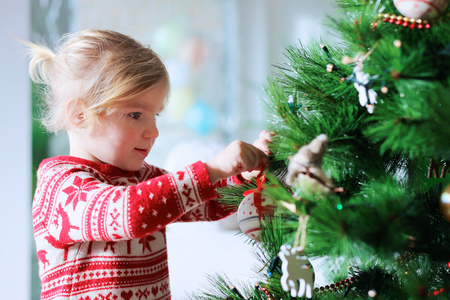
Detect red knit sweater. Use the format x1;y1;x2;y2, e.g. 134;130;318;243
33;156;239;300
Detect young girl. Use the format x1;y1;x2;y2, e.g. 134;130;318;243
28;29;272;300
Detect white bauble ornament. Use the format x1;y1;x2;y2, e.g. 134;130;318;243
237;190;276;242
393;0;449;20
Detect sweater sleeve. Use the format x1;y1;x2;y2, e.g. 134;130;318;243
33;160;218;245
175;174;246;222
126;161;218;237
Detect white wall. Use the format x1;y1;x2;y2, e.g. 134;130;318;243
0;0;31;300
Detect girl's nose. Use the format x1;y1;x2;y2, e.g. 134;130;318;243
143;120;159;139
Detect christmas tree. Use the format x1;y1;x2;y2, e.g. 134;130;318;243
190;0;450;299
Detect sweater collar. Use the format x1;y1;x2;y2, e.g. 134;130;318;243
41;155;141;178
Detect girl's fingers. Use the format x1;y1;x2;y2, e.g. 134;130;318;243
240;143;262;172
259;130;274;141
253;131;274;156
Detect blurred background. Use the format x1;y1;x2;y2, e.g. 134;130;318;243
0;0;335;299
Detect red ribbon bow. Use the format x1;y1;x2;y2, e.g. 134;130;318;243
242;173;271;218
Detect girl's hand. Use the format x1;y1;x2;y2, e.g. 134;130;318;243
205;138;269;184
205;130;274;184
240;130;274;181
251;130;273;156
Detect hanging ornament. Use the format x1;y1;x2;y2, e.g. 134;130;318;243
440;184;450;222
286;134;341;195
278;213;314;298
353;65;377;113
237;176;277;241
428;158;449;178
322;44;385;113
279;244;314;298
341;45;380;114
279;245;314;298
393;0;449;20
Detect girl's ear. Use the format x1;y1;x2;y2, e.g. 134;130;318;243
66;98;87;127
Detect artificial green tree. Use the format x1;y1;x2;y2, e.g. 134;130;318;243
191;0;450;299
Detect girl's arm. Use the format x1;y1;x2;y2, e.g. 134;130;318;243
175;130;273;222
174;175;245;222
33;159;218;245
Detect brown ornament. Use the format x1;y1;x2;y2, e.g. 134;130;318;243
286;134;334;194
286;134;343;195
428;158;449;178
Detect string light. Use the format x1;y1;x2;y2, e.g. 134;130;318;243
368;289;377;297
230;286;245;299
327;64;334;73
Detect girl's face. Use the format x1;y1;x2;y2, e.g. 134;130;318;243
75;85;167;171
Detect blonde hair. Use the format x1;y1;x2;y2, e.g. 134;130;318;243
26;29;170;133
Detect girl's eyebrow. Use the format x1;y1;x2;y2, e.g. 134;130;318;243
129;100;164;113
126;101;148;110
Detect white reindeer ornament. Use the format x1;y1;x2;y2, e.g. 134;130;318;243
279;244;315;298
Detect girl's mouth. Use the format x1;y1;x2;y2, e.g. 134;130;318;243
135;148;149;157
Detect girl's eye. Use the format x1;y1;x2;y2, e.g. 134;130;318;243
129;112;142;120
